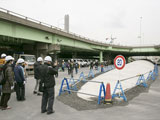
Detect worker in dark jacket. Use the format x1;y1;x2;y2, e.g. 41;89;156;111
90;60;94;70
33;57;43;95
39;56;58;115
74;60;79;74
0;53;7;97
0;55;14;110
95;60;99;70
70;59;74;78
14;58;26;101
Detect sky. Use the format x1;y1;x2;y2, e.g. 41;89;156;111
0;0;160;46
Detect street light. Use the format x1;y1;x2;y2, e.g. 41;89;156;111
106;34;117;44
138;17;142;45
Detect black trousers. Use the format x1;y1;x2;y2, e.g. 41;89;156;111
0;85;2;96
0;93;11;108
41;87;55;113
16;82;25;101
75;67;78;74
70;69;73;78
68;68;71;75
62;67;65;72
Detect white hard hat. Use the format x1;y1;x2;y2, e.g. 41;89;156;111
44;56;52;62
5;55;14;61
17;58;24;64
37;57;43;62
1;53;6;58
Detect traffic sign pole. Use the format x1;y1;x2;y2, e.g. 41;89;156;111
114;55;126;70
113;55;127;101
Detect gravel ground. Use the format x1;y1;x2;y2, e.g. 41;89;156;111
56;71;156;111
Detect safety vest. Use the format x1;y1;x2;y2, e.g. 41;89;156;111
0;58;5;65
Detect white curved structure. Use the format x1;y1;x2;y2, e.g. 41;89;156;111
77;60;154;101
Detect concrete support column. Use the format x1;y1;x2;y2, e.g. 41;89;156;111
99;51;103;63
36;43;48;58
39;51;48;58
52;51;58;62
36;43;60;60
72;52;77;58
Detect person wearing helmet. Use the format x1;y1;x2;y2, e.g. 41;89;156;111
95;60;99;70
0;55;14;110
0;53;6;65
67;60;71;75
33;57;43;95
74;60;79;74
39;56;58;115
90;60;94;70
0;54;7;97
69;59;74;78
14;58;26;101
61;60;65;72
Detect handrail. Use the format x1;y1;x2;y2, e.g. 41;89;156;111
0;7;105;45
120;70;151;82
0;7;158;48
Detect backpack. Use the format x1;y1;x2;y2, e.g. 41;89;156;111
0;65;6;85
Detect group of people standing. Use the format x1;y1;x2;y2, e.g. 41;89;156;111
0;54;58;115
62;59;100;77
0;54;26;110
62;59;79;78
90;60;99;70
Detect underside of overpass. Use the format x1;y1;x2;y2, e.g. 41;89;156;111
1;34;160;62
0;8;160;63
0;34;100;59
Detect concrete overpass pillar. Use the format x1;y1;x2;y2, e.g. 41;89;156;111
36;43;48;58
39;51;47;58
36;43;60;59
99;51;103;63
104;53;112;65
72;52;77;58
50;51;58;62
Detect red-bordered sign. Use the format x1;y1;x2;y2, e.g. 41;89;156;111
114;55;126;70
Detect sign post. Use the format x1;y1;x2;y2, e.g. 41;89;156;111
112;55;127;101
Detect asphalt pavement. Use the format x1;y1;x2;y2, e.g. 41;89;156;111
0;66;160;120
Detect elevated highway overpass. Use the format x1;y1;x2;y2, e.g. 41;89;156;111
0;7;160;62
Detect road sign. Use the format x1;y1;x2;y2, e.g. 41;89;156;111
114;55;126;70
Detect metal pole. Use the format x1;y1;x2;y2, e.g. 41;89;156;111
140;17;142;46
63;89;98;97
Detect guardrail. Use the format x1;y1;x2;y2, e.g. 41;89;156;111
0;7;158;48
0;7;105;44
112;64;158;101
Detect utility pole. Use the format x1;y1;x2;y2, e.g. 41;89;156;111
139;17;142;46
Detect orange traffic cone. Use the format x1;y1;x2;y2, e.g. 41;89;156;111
104;83;112;104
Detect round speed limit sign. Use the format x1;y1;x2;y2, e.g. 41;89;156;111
114;55;126;70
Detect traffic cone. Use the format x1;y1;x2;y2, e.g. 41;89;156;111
104;83;112;104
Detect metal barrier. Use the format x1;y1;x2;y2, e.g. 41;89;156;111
112;80;127;101
88;69;94;78
59;64;158;104
112;64;158;101
59;77;106;104
79;72;86;82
